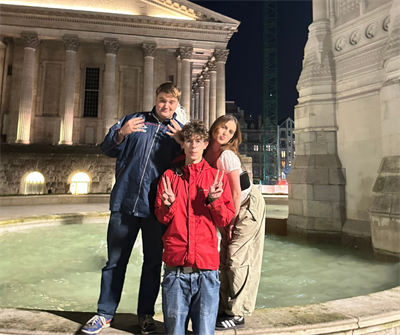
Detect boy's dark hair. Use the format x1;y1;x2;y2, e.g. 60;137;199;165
179;119;209;142
156;82;181;100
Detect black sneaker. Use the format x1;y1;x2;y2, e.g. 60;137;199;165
215;315;245;331
138;315;158;334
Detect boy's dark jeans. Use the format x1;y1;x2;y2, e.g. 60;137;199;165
97;211;167;319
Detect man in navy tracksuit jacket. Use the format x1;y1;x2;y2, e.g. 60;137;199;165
82;82;184;335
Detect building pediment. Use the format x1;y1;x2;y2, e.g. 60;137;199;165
0;0;239;24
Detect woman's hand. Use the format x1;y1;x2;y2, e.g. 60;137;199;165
161;176;175;207
166;119;182;144
208;170;224;202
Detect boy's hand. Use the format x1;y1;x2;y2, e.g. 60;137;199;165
208;170;224;202
161;176;175;207
166;119;182;144
119;117;145;136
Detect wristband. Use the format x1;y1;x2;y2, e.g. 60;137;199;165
118;129;125;137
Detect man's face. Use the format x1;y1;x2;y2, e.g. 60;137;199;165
181;135;209;165
154;93;178;122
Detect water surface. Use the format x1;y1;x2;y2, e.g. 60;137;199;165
0;221;398;312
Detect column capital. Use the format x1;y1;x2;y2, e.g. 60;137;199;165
104;38;119;55
142;43;156;57
192;82;199;93
63;36;80;52
207;61;217;72
202;71;210;80
179;46;193;60
214;49;229;63
21;33;40;49
198;78;204;87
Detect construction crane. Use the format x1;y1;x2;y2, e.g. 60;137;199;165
262;0;278;183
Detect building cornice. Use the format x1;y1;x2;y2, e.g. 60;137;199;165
141;0;240;24
0;4;239;41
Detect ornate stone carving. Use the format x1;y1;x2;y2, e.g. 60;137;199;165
365;22;378;39
202;71;210;80
383;15;390;32
339;0;360;16
63;36;80;52
349;30;361;45
207;61;217;72
336;49;381;76
179;46;193;60
142;43;156;57
104;38;119;54
297;52;335;89
197;78;204;87
335;37;346;51
21;33;40;49
382;15;400;62
214;49;229;63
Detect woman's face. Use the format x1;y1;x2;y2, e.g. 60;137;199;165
213;120;237;146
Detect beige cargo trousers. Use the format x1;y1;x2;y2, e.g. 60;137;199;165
219;185;266;316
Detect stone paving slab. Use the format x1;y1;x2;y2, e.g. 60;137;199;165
0;287;399;335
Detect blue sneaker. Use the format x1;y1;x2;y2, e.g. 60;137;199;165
81;315;113;334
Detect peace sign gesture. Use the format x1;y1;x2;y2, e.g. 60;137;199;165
208;170;224;202
161;176;176;207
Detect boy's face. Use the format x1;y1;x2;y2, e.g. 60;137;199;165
154;92;179;122
182;135;209;165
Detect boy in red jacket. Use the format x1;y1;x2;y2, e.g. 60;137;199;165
155;120;235;335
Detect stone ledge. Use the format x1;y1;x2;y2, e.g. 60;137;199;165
0;212;110;228
0;287;398;335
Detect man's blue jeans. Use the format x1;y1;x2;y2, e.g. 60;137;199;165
97;211;166;319
162;268;220;335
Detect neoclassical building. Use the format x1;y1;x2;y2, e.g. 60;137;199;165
288;0;400;257
0;0;238;195
0;0;238;145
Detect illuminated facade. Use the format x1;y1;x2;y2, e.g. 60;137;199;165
288;0;400;256
0;0;239;145
0;0;239;194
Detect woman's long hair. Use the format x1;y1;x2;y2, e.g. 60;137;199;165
209;115;242;158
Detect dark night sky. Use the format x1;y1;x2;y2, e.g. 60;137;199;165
190;0;312;122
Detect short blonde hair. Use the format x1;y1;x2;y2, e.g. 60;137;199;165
156;82;181;101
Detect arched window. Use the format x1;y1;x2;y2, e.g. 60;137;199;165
25;172;45;195
70;172;90;195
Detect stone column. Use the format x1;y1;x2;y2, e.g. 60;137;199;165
179;46;193;118
329;0;337;29
203;71;210;129
142;43;156;111
193;82;199;119
208;61;217;125
214;49;229;117
313;0;328;21
59;36;79;145
176;54;182;88
190;92;195;119
370;0;400;257
103;38;119;135
287;3;346;242
0;41;6;104
16;33;40;144
198;78;204;122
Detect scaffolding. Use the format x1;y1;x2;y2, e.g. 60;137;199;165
262;0;278;183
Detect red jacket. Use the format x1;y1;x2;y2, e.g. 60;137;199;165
155;156;235;270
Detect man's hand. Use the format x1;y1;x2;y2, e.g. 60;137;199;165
166;119;182;144
208;170;224;202
161;176;176;207
117;117;145;142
